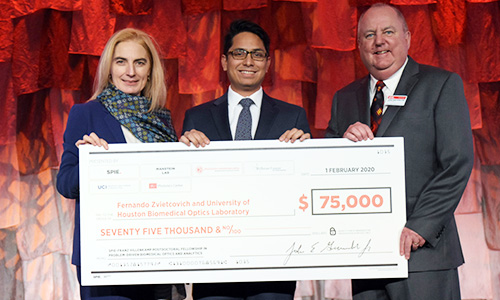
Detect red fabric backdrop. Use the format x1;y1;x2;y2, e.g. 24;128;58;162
0;0;499;299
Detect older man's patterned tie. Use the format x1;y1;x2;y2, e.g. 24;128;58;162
235;98;254;140
370;80;385;134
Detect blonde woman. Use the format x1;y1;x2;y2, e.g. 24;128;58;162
57;28;182;300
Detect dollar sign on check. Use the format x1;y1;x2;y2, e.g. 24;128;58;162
299;194;308;212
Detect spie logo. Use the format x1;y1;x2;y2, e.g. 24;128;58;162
196;166;203;174
149;183;157;189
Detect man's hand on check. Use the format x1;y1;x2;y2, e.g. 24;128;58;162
343;122;374;142
279;128;311;143
180;129;211;148
400;227;426;260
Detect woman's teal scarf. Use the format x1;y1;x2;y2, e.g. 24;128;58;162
97;84;177;143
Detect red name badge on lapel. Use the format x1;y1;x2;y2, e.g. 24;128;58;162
386;95;407;106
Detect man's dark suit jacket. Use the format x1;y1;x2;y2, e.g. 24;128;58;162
183;92;310;141
326;56;474;273
182;91;311;299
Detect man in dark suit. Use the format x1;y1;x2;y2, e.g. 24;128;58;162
326;3;473;300
180;20;311;300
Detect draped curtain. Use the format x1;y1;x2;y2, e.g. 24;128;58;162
0;0;499;299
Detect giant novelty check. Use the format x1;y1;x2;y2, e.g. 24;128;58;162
79;137;407;286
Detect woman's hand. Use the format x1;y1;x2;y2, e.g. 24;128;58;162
75;132;109;150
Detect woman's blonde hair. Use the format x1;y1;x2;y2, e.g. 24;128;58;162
92;28;167;111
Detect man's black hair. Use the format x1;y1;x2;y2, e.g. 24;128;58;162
223;19;270;55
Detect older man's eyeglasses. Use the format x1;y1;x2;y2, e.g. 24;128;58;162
227;49;268;61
